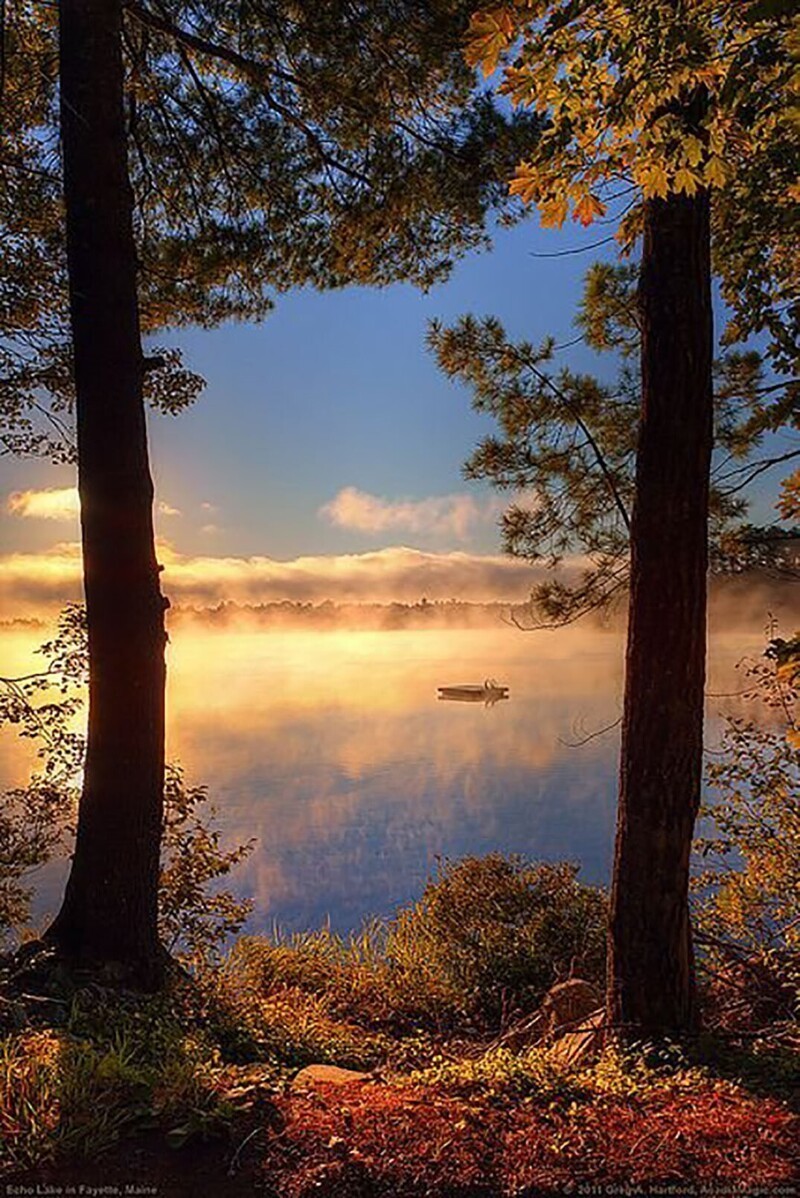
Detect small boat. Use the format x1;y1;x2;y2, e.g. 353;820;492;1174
438;678;509;704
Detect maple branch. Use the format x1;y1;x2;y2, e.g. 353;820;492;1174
529;236;616;258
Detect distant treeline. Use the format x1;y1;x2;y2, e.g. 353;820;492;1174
168;574;797;632
168;598;520;631
4;572;795;635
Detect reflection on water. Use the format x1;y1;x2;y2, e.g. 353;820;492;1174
0;622;765;935
163;627;627;932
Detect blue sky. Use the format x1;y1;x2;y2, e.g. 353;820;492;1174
4;216;614;557
0;210;791;610
149;218;619;560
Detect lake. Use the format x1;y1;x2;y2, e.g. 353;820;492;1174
0;618;770;936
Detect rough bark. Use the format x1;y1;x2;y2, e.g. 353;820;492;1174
607;191;714;1036
46;0;167;986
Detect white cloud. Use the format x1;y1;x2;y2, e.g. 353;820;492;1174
158;501;181;518
319;486;506;542
7;488;80;521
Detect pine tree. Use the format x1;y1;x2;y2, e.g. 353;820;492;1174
464;0;797;1035
430;264;797;629
1;0;534;984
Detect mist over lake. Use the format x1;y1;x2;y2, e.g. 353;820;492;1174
1;611;777;937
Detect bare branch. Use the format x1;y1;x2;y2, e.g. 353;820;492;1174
529;236;616;259
717;449;800;495
559;715;622;748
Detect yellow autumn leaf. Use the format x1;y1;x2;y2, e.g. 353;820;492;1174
704;156;729;188
573;192;607;226
638;163;669;199
777;472;800;520
502;66;538;105
674;166;700;195
682;135;704;167
707;128;726;156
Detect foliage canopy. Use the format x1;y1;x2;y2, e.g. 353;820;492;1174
464;0;799;370
1;0;537;458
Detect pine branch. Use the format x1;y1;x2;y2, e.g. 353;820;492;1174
510;345;632;533
126;1;372;186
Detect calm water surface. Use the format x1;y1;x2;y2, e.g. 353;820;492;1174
0;622;763;934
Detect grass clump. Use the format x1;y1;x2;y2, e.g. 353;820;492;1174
215;976;392;1072
219;922;454;1038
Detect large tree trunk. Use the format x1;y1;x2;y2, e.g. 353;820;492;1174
46;0;167;987
607;191;713;1037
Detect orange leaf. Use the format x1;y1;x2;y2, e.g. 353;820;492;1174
573;193;607;226
539;196;569;228
509;167;540;205
464;9;515;76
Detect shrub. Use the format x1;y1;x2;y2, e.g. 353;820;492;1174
387;855;607;1026
694;634;800;1038
215;857;606;1041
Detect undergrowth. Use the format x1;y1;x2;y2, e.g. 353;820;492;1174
406;1040;714;1104
217;855;607;1042
2;899;798;1182
0;990;245;1173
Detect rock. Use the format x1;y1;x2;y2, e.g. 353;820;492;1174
547;1009;605;1067
290;1064;373;1091
541;978;601;1034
